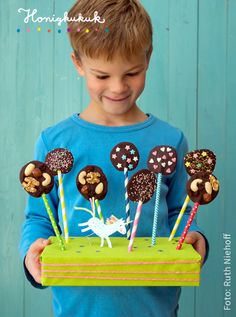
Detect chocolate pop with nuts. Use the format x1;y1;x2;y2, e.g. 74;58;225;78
176;171;220;250
76;165;108;222
19;161;65;251
20;161;54;197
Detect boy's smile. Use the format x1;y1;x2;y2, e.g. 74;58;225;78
72;52;151;125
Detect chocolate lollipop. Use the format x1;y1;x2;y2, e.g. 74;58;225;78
169;149;216;241
20;161;54;197
76;165;108;222
110;142;140;239
45;148;74;243
19;161;65;250
45;148;74;175
127;169;157;252
176;172;220;250
147;146;177;245
184;149;216;176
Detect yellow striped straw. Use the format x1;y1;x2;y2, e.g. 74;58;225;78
168;195;190;241
58;170;69;243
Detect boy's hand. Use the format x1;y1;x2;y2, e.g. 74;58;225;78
25;238;51;283
185;231;206;265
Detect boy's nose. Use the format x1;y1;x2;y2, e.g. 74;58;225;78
109;79;129;95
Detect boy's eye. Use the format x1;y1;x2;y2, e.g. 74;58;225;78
95;71;140;80
126;72;140;77
96;75;109;80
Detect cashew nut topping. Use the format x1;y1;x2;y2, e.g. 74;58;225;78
190;179;203;192
95;182;104;195
22;177;39;193
78;171;87;185
205;182;212;195
24;163;36;176
42;173;51;186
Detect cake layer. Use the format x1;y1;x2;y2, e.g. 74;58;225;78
41;237;201;286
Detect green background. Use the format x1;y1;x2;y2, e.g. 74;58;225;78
0;0;235;316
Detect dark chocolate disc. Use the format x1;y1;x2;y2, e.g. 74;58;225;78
186;171;219;205
110;142;139;171
127;169;157;204
45;148;74;175
76;165;108;201
184;149;216;176
19;160;54;197
147;145;177;175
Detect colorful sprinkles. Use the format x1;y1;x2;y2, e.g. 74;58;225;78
184;149;216;176
127;169;157;204
45;148;74;175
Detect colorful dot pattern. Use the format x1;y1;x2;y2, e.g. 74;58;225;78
16;27;110;33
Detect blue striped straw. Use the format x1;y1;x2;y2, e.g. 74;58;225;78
151;173;162;246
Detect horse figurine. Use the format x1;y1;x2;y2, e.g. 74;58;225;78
75;207;127;248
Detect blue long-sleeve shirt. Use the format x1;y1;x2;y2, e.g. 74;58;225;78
19;113;204;317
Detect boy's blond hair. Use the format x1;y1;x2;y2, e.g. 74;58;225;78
67;0;153;61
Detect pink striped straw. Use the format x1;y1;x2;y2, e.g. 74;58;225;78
128;200;143;252
176;202;200;250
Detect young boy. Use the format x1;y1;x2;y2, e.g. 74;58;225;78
20;1;207;316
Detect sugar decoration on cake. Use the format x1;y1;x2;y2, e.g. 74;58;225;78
169;149;216;241
147;146;177;245
110;142;140;239
19;161;65;250
45;148;74;243
127;169;157;252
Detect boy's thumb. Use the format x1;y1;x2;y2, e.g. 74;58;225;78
30;238;51;254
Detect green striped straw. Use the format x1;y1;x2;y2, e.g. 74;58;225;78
42;193;65;251
95;199;104;223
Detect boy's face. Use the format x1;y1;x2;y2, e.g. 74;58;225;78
72;51;151;116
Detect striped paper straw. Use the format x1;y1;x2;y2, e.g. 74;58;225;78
151;173;162;246
176;202;200;250
95;199;104;223
169;195;191;241
58;170;69;243
124;167;131;239
128;200;143;252
42;193;65;251
90;197;95;216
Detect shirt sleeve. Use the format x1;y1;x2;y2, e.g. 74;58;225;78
19;132;60;261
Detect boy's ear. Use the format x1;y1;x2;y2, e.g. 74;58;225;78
71;52;85;76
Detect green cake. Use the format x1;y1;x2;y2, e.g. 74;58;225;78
41;237;201;286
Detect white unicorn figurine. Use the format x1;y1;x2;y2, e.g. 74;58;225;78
75;207;127;248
